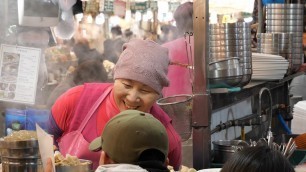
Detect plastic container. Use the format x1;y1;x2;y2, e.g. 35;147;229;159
25;109;50;131
5;109;26;136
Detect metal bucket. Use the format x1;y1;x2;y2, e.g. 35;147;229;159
1;157;43;172
0;139;43;172
157;95;193;141
212;140;249;164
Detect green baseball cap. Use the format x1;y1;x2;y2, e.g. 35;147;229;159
89;110;169;164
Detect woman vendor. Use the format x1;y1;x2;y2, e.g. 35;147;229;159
47;39;182;170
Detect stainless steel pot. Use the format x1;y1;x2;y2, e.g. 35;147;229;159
212;140;249;164
1;157;43;172
257;33;292;39
238;74;252;87
266;3;304;9
208;58;240;71
0;139;43;172
266;14;304;20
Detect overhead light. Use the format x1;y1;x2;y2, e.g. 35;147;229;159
95;13;105;25
86;14;93;24
75;13;84;22
146;10;153;20
135;12;142;22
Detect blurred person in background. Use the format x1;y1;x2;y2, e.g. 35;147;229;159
157;25;179;45
221;145;295;172
47;39;182;170
46;59;108;108
123;28;135;42
162;2;194;98
103;26;125;64
73;39;104;64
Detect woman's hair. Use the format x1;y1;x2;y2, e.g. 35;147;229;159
221;146;295;172
138;149;166;162
111;26;122;36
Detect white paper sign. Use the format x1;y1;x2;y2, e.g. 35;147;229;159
36;124;55;172
0;44;40;104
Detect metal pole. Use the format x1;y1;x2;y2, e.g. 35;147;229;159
258;0;264;33
192;0;211;169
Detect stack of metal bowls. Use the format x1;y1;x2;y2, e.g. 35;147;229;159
257;33;292;73
0;139;43;172
265;3;304;73
209;22;252;88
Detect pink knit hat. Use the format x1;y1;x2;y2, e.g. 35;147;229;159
114;39;169;94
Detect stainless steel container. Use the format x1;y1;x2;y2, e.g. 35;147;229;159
209;58;240;70
0;139;43;172
212;140;249;164
209;76;243;88
209;22;252;88
238;74;252;87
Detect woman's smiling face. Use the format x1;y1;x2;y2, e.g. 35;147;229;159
113;79;159;112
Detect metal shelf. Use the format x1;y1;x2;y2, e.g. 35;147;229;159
210;72;304;111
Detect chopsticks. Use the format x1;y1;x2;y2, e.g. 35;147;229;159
249;137;296;159
282;137;297;159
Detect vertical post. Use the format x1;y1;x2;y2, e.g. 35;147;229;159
192;0;211;170
4;0;8;29
258;0;264;33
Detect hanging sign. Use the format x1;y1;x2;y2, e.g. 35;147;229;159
130;2;147;13
147;1;158;10
130;1;157;13
104;0;114;13
169;2;180;12
0;44;40;104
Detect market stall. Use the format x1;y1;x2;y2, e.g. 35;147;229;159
0;0;305;171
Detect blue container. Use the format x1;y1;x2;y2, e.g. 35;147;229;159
5;109;26;136
262;0;285;5
25;109;50;131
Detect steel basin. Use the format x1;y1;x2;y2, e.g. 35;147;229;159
212;140;249;164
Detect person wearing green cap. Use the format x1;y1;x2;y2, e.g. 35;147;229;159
45;110;170;172
47;38;182;170
91;110;170;172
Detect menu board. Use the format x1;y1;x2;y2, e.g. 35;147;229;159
0;44;40;104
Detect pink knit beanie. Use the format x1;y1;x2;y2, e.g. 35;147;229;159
114;39;170;94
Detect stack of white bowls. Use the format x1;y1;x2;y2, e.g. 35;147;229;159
252;53;289;80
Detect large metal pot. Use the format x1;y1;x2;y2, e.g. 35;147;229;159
0;139;43;172
212;140;249;164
